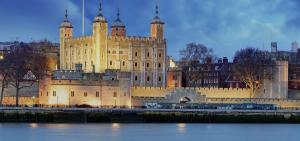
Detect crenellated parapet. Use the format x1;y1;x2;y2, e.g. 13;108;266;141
65;36;93;43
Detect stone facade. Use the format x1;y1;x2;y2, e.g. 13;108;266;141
39;71;131;107
59;3;167;87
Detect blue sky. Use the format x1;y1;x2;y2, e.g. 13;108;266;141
0;0;300;60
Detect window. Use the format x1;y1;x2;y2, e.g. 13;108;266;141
40;92;43;96
113;92;117;98
108;50;111;54
123;61;125;66
135;62;138;67
84;92;87;97
158;63;161;68
46;92;48;96
71;91;75;97
96;91;100;97
135;76;138;81
158;77;161;82
53;91;56;97
110;61;113;66
135;52;138;57
159;53;162;58
147;63;149;68
147;52;150;57
147;76;150;82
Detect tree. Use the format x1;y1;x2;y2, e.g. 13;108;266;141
0;61;10;106
233;47;275;98
4;43;50;106
179;43;214;87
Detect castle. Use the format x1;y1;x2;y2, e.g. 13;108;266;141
59;2;167;87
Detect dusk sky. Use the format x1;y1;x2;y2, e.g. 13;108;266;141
0;0;300;60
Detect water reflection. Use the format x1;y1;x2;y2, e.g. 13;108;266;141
29;123;38;129
177;123;186;134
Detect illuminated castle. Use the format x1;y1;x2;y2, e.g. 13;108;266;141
59;2;167;87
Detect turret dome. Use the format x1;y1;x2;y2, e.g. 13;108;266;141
93;2;106;23
60;9;73;28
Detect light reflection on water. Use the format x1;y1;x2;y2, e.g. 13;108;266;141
0;123;300;141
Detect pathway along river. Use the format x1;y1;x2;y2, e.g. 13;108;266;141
0;123;299;141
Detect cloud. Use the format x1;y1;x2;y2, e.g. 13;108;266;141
1;0;300;60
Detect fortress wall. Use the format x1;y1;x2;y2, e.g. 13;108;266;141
132;87;251;99
1;97;38;106
131;87;173;97
194;88;251;98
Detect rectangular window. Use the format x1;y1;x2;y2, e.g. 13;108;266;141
113;92;117;98
84;92;87;97
53;91;56;97
71;91;75;97
96;91;99;97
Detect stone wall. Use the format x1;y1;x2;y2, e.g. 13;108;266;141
131;87;250;99
39;79;131;107
1;96;38;106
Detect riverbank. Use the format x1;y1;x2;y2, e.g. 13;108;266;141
1;108;300;123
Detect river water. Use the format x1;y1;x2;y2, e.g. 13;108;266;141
0;123;299;141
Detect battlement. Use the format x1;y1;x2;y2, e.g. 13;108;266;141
108;36;156;42
65;36;93;42
131;87;251;99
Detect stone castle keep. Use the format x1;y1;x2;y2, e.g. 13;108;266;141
60;3;167;87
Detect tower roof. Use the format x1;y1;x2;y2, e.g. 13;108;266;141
151;4;164;24
93;1;106;23
112;8;125;27
60;9;73;28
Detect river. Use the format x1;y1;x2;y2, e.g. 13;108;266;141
0;123;299;141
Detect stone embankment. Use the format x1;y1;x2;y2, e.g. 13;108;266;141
1;108;300;123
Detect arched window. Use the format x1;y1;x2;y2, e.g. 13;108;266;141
147;76;150;82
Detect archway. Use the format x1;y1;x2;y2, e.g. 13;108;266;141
179;97;192;104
